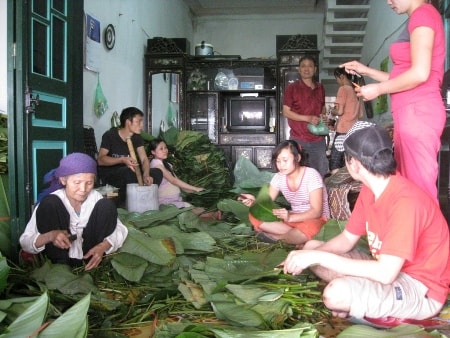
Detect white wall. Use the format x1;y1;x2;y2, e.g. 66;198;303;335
83;0;193;144
0;0;6;115
360;1;406;122
361;2;406;69
192;13;324;59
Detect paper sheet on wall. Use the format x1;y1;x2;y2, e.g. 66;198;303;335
84;13;101;73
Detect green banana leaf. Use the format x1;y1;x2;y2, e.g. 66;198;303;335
0;175;9;217
249;184;278;222
39;293;90;338
0;292;48;338
0;221;11;258
120;227;176;266
123;205;192;229
337;323;443;337
209;323;318;338
111;252;149;282
31;262;97;295
144;224;217;253
217;198;250;223
0;253;9;292
314;219;369;255
211;301;265;328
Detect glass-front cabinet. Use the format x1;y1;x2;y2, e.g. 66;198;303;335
184;57;278;169
186;92;218;143
145;35;321;170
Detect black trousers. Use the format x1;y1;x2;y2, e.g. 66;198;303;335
36;194;118;266
329;132;345;171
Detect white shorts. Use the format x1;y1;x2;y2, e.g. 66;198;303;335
343;272;443;319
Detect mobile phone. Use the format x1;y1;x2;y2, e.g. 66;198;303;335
68;234;77;242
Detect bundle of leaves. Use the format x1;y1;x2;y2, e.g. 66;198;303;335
249;184;279;222
150;128;234;210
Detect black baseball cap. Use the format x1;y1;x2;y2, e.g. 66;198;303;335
335;121;393;161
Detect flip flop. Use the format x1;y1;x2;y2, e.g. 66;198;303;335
255;232;278;244
348;316;449;329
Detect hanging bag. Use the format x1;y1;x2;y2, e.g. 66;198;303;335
307;119;330;136
93;75;108;118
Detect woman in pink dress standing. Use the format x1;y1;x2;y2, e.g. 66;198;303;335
341;0;445;201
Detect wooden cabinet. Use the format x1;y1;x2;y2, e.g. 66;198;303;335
218;133;277;170
145;35;320;170
185;57;278;169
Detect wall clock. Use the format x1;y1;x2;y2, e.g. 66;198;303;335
104;24;115;50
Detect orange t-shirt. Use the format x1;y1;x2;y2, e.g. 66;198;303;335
335;84;360;133
346;175;450;304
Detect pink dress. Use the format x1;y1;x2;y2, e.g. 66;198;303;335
389;3;445;200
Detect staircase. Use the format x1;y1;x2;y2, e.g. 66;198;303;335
321;0;371;87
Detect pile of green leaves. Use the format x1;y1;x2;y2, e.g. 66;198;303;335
144;128;234;210
3;203;332;337
0;254;92;337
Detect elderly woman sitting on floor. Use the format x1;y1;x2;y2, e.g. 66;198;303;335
20;153;128;271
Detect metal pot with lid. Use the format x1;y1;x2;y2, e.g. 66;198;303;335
195;41;213;56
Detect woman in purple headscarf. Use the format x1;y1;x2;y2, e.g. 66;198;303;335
20;153;128;271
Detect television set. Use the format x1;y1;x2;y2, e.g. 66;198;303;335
226;96;272;132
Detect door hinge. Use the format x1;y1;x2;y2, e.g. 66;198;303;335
25;86;40;114
12;42;16;69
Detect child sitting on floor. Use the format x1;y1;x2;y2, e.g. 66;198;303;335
149;138;220;219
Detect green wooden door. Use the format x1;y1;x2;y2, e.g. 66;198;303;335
9;0;84;256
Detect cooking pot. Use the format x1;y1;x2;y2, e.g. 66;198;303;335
195;41;213;56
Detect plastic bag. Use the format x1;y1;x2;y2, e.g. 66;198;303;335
233;156;274;189
94;77;108;118
307;119;329;136
110;111;120;128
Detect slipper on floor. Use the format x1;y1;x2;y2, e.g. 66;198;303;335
255;232;278;244
348;316;449;329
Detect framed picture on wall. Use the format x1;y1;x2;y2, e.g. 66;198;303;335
170;73;179;103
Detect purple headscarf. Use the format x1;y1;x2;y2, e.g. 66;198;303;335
37;153;97;202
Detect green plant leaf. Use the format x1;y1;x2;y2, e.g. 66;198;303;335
111;252;149;282
0;175;9;217
0;292;48;338
337;323;431;337
144;225;217;253
203;256;281;283
217;198;250;222
31;263;97;295
211;301;265;328
0;254;9;292
249;184;278;222
0;220;11;257
120;227;176;265
126;205;191;228
39;293;90;338
209;323;318;338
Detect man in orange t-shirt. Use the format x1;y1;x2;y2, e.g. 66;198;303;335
282;122;450;321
